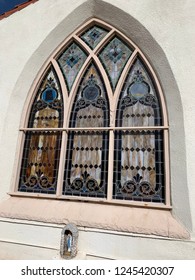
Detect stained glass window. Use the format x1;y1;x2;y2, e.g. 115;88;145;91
57;42;87;93
113;59;164;202
18;68;63;194
18;20;168;205
63;63;109;197
80;25;108;49
99;37;133;90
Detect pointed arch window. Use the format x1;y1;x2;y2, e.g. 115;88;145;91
63;63;109;197
17;19;169;207
114;58;164;202
18;68;63;194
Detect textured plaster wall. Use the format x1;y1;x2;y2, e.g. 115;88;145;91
0;0;195;257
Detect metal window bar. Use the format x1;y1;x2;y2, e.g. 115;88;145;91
20;126;168;132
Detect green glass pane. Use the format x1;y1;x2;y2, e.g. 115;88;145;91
57;43;87;93
99;37;133;90
80;25;108;49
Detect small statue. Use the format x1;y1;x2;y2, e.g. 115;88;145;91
67;233;72;252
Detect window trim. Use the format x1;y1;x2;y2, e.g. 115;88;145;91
10;18;170;208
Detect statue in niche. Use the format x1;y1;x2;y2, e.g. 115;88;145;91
66;230;72;254
60;223;78;259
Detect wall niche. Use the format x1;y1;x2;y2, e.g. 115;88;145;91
60;223;79;259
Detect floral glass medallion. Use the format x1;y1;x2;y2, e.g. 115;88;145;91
99;37;133;90
57;43;87;93
80;25;108;49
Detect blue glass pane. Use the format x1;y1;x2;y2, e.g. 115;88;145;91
42;88;58;103
57;43;87;93
129;82;149;100
99;37;133;90
80;25;109;49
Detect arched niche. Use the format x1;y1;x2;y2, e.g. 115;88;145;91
60;223;79;259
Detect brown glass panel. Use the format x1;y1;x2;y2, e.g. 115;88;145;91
18;68;63;194
19;131;62;194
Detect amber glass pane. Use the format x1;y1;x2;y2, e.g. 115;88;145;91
18;68;63;194
113;59;164;202
63;63;109;197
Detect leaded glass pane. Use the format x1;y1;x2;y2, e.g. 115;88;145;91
18;68;63;194
99;37;133;90
80;25;108;49
113;59;164;202
113;130;164;202
63;64;109;197
116;59;162;126
57;42;87;93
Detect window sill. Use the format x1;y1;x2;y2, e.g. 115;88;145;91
8;191;171;210
0;195;189;240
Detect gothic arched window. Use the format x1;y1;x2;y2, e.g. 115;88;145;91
17;19;169;206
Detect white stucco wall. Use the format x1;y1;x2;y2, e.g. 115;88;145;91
0;218;194;260
0;0;195;259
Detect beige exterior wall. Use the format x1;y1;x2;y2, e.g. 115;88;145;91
0;218;194;260
0;0;195;259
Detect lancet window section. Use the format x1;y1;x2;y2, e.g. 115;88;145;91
18;68;63;194
113;59;165;203
63;64;109;198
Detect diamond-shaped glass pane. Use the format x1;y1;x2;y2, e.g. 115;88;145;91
99;37;133;90
57;43;87;93
80;25;108;49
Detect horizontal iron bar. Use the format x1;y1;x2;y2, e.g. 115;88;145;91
20;126;168;131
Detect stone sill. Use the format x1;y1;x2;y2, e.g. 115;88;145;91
0;197;190;240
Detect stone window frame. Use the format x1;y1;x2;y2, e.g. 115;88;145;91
11;18;170;209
